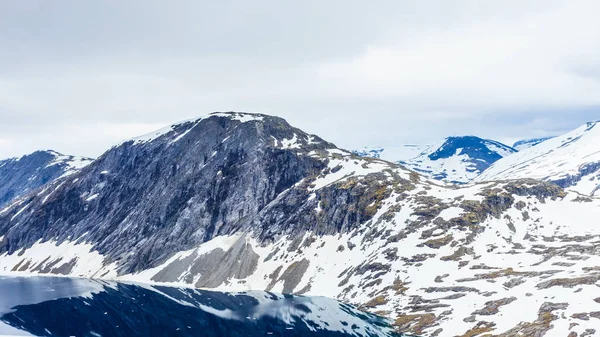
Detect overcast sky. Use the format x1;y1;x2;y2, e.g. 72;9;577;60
1;0;600;159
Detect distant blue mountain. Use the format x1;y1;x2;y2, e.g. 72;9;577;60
402;136;517;183
352;148;384;159
427;136;516;172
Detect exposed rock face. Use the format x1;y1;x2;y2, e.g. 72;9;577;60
0;150;92;207
2;112;600;337
0;113;341;273
552;161;600;193
151;234;260;288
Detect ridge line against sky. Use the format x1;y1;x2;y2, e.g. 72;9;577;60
1;0;599;159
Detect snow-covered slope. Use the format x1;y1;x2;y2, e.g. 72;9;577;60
401;136;517;184
3;113;600;336
476;121;600;196
512;136;555;151
0;150;93;207
353;144;432;162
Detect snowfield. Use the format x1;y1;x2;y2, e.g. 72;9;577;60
476;121;600;196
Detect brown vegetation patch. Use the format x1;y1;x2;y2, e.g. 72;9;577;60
393;313;437;335
421;234;453;249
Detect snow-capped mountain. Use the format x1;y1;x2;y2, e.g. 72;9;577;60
352;147;385;159
2;112;600;336
512;136;555;151
476;121;600;196
0;150;93;207
401;136;517;183
353;144;431;162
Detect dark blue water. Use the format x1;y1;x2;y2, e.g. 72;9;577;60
0;276;403;337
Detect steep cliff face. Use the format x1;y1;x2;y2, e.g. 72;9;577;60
0;112;406;275
2;112;600;336
0;150;92;207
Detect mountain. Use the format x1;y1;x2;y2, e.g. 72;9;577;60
352;147;385;159
512;136;555;151
353;144;431;162
400;136;517;183
0;150;93;207
0;112;345;275
476;121;600;196
2;112;600;336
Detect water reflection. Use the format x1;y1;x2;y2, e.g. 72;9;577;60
0;276;403;337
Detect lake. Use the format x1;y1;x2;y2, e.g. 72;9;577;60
0;276;404;337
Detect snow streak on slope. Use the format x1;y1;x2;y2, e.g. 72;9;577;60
44;151;93;178
122;112;265;145
512;136;555;151
476;121;600;196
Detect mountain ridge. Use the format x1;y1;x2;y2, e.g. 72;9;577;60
512;136;555;151
475;120;600;196
2;112;600;336
0;150;93;207
0;112;393;274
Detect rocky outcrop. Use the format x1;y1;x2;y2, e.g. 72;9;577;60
552;161;600;195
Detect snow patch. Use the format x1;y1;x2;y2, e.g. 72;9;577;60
281;134;301;149
210;112;264;123
437;207;463;220
85;193;99;202
0;240;117;279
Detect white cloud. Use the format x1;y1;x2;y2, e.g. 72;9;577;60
0;122;165;159
0;0;599;158
316;1;600;110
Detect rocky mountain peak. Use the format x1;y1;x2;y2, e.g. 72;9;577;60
117;112;335;154
0;112;405;275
